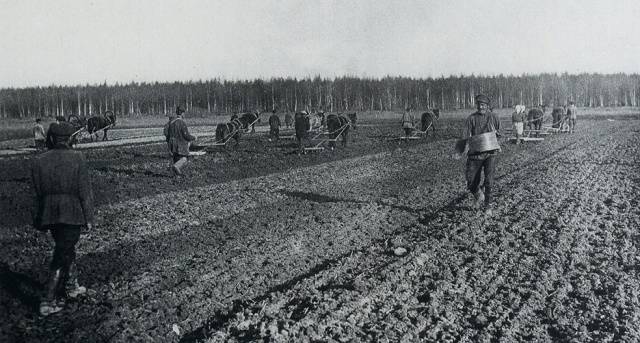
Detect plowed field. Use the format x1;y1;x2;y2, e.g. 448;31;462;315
1;116;639;342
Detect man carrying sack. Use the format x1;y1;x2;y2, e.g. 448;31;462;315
455;94;501;215
31;121;94;316
164;106;197;176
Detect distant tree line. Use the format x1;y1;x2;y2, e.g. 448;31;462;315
0;73;638;119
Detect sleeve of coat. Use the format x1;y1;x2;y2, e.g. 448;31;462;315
31;160;42;228
180;120;196;141
461;116;472;140
163;123;170;141
45;127;55;149
77;154;95;224
493;114;502;136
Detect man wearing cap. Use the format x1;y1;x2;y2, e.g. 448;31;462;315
33;118;46;150
31;121;94;316
458;94;501;215
401;107;415;138
164;106;197;176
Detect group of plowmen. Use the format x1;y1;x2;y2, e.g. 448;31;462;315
211;109;358;154
511;102;577;144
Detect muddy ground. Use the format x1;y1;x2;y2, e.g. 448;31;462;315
1;116;639;342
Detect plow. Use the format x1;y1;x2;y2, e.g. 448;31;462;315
303;122;351;152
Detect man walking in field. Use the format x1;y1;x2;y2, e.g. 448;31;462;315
32;122;94;316
567;101;577;133
164;106;197;176
33;118;46;150
294;111;310;154
401;107;415;138
457;94;501;215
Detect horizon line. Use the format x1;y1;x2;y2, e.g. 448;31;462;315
2;71;640;91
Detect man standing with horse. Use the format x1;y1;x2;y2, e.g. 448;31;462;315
567;101;577;133
164;106;197;176
33;118;46;150
268;109;281;141
456;94;501;215
32;121;94;316
401;107;415;138
294;110;310;154
511;106;526;144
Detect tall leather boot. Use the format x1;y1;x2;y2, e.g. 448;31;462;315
40;269;64;316
64;263;87;298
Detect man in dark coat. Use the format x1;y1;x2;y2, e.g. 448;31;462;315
164;106;197;176
457;94;501;215
294;111;310;154
268;110;281;141
32;122;94;316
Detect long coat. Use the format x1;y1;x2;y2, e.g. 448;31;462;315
164;117;196;156
31;148;94;229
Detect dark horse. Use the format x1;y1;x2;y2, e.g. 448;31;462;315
67;111;116;141
527;107;545;136
420;108;439;135
214;112;260;146
325;113;351;149
551;107;565;128
87;111;117;141
237;111;260;133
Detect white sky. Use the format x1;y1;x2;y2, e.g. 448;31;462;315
1;0;639;88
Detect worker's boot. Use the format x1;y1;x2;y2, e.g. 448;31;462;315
40;269;64;316
172;157;187;176
473;190;485;209
64;263;86;299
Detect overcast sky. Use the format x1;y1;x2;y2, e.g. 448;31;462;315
1;0;639;88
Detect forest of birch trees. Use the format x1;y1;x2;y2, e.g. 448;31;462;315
0;73;638;119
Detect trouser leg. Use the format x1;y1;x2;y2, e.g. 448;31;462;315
50;225;80;273
42;225;80;314
465;158;483;194
296;136;303;153
482;156;496;207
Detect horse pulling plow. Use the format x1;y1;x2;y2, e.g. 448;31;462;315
303;114;351;153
